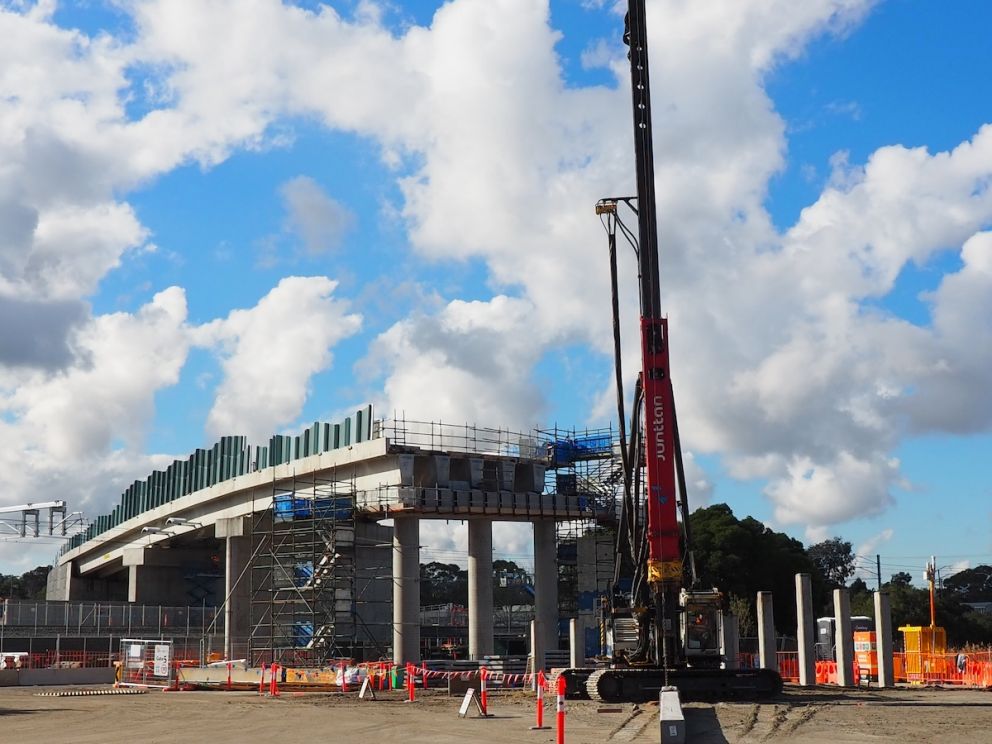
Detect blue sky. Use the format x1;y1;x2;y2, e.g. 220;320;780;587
1;0;990;582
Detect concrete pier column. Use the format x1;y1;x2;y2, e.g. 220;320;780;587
127;565;147;604
722;613;739;670
467;519;494;659
530;618;544;680
874;591;894;687
217;517;249;661
533;521;558;653
392;517;421;664
834;588;854;686
757;591;776;670
224;537;249;660
569;618;584;668
795;573;815;686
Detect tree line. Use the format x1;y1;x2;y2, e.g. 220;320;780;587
0;566;50;600
688;504;992;645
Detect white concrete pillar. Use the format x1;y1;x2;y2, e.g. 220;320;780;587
217;516;249;662
569;618;584;668
834;588;854;686
757;591;776;670
796;573;815;686
467;519;494;660
224;535;249;660
874;591;894;688
392;517;420;664
127;565;143;604
721;613;739;670
533;521;558;653
530;618;544;679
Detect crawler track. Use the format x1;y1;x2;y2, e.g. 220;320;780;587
581;666;783;704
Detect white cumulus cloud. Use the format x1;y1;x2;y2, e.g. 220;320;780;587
191;276;362;442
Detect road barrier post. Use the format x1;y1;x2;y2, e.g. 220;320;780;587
555;674;566;744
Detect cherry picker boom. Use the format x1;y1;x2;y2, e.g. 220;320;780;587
560;2;782;703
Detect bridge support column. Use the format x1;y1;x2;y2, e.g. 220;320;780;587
722;613;739;670
393;516;420;664
757;591;776;670
796;573;815;686
834;588;854;686
874;591;894;687
217;517;249;661
533;520;558;654
530;618;544;678
467;519;494;660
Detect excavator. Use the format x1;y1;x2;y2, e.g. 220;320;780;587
559;2;783;703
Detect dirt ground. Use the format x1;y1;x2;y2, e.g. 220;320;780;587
0;684;990;744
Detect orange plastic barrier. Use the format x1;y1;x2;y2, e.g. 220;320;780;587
776;652;799;682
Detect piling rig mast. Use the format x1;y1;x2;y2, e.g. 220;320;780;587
562;2;782;703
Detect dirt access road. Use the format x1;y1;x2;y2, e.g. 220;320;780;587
0;685;989;743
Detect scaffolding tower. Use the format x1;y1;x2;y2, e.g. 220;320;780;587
248;472;357;667
540;425;621;650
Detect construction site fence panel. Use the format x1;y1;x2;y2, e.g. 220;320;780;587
0;600;220;636
118;639;175;689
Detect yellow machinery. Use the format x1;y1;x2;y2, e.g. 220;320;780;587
899;556;947;684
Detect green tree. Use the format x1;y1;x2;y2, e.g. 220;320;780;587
943;565;992;602
849;577;874;618
493;559;533;607
419;562;467;606
0;565;52;600
889;571;913;587
688;504;821;633
728;594;756;637
807;537;856;588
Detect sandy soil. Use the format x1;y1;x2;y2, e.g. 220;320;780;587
1;684;990;744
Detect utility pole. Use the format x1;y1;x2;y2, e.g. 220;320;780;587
876;554;882;592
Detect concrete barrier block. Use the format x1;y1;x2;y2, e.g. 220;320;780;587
659;687;686;744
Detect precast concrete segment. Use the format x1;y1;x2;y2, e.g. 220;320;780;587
874;591;895;688
834;589;854;686
392;517;421;664
796;573;815;686
757;591;776;670
722;613;739;670
467;519;494;659
533;520;558;653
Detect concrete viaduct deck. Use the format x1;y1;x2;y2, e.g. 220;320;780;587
49;425;607;665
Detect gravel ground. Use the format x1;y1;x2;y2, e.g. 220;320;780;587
1;684;990;743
